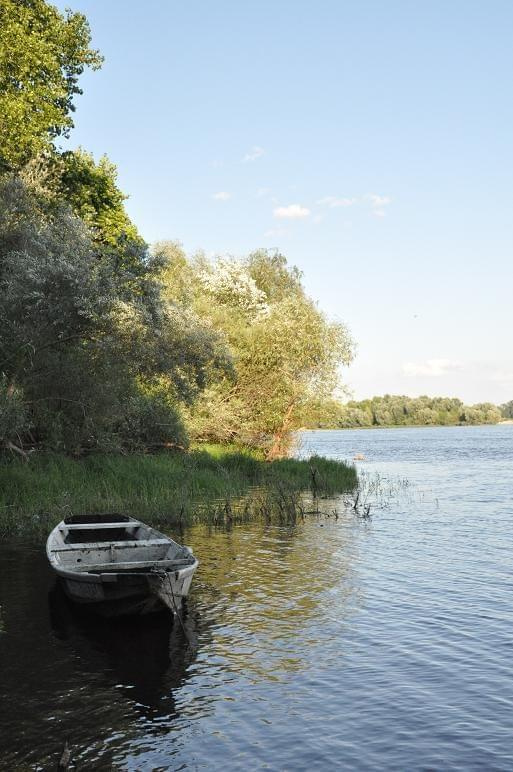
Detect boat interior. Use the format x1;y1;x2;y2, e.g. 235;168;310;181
50;514;194;573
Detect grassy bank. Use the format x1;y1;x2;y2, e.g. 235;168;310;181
0;445;357;539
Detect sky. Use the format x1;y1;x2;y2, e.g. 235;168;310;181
54;0;513;405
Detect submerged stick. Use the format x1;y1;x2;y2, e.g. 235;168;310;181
57;740;71;770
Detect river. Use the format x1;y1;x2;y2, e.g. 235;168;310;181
1;425;512;770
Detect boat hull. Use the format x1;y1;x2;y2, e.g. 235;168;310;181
46;515;198;617
59;563;197;617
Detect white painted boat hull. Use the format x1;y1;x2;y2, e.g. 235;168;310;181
46;515;198;617
59;563;197;616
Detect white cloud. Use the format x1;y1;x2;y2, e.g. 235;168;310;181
368;193;391;208
273;203;310;219
312;214;324;224
243;146;265;162
366;194;392;217
402;359;463;377
212;191;231;201
317;196;356;208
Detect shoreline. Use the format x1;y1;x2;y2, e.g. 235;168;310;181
300;422;510;431
0;445;357;540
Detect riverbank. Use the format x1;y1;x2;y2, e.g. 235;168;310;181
0;444;357;539
303;420;506;430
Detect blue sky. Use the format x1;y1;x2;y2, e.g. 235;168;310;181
55;0;513;404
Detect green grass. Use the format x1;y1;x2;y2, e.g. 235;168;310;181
0;444;357;539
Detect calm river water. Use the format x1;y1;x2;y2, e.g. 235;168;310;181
1;425;513;770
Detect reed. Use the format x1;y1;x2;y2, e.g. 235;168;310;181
0;445;357;539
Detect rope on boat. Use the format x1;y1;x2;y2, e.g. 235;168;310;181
153;569;191;647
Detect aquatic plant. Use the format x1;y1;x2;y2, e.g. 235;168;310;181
0;445;357;539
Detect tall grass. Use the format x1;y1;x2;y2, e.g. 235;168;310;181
0;445;357;539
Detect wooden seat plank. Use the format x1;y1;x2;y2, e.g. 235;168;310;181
54;539;171;552
60;522;141;531
74;558;194;572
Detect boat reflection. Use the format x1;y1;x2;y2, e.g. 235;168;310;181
48;582;200;718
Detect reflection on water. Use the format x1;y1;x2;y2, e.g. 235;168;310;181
190;522;361;684
0;545;204;769
1;425;513;770
48;584;198;717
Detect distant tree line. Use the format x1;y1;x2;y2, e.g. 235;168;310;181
499;401;513;420
0;0;353;459
303;395;505;429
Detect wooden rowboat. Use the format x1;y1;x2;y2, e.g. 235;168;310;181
46;514;198;617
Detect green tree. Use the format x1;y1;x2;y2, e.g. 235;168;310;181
247;248;303;302
500;400;513;419
58;149;142;249
0;1;142;262
241;295;353;458
0;2;233;456
153;241;198;306
302;394;502;429
0;0;102;170
159;247;354;457
0;179;229;454
0;376;30;453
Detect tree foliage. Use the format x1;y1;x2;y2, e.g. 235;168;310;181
158;246;354;456
0;178;229;453
500;400;513;420
304;394;503;429
58;149;142;248
0;0;102;170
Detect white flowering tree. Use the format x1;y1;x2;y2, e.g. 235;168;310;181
199;257;268;317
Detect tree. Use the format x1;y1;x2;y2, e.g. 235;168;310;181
0;1;143;262
247;248;303;302
0;0;102;170
0;376;30;454
240;295;353;458
0;178;230;453
58;149;142;249
0;176;118;451
0;2;235;456
500;401;513;419
158;247;355;456
153;241;198;307
301;394;502;429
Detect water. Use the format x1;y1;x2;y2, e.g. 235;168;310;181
1;425;513;770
